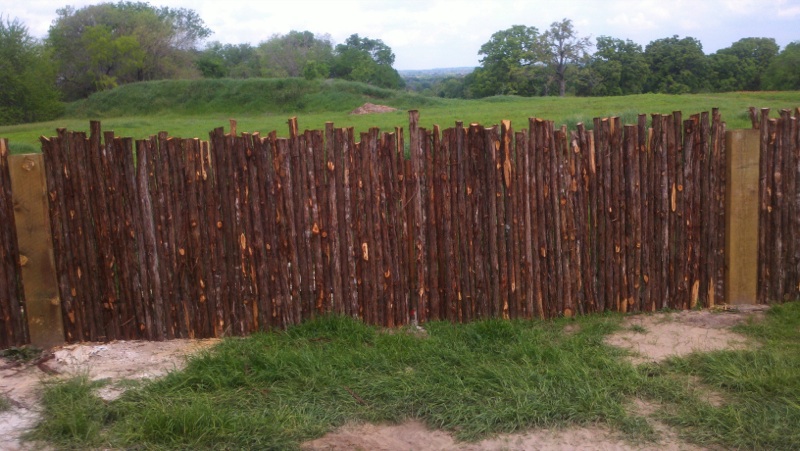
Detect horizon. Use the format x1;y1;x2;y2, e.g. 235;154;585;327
5;0;800;71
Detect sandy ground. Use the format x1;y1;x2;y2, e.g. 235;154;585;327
0;305;768;451
0;338;218;451
350;103;398;114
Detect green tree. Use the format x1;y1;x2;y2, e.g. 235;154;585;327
763;41;800;90
644;35;709;94
709;37;778;91
434;76;468;98
47;2;211;100
469;25;545;97
82;25;145;90
470;21;591;98
330;34;404;89
196;42;258;78
543;18;591;96
583;36;648;96
302;60;330;80
0;17;62;125
257;31;333;78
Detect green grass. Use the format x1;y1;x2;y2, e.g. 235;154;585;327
638;302;800;450
63;78;441;118
1;78;799;154
27;314;654;450
629;324;648;333
1;345;43;363
0;394;10;412
31;376;110;447
26;302;800;450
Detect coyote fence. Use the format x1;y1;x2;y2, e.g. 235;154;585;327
31;111;728;343
0;139;29;349
757;108;800;303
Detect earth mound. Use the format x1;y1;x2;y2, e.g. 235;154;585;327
350;103;398;115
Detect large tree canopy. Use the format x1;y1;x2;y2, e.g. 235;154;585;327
257;31;333;79
763;41;800;90
470;25;544;97
330;34;404;89
709;37;778;91
194;31;403;88
581;36;648;96
48;2;211;100
195;42;259;78
644;35;709;94
0;17;62;125
467;20;590;97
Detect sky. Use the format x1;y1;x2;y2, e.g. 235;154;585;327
4;0;800;70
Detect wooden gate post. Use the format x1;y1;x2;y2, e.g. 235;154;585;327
9;153;64;347
725;129;760;304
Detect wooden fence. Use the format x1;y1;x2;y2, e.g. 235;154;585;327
34;111;727;342
758;108;800;303
0;139;30;349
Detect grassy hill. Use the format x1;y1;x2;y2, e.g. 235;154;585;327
64;78;445;118
2;77;799;154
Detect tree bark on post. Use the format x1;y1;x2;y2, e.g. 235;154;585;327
395;127;410;325
455;122;473;321
757;108;771;303
325;123;344;315
409;111;427;323
424;129;439;320
638;115;653;311
0;139;29;347
531;119;547;318
716;111;727;305
485;125;501;317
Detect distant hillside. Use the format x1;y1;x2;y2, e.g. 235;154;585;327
64;78;445;118
399;67;475;78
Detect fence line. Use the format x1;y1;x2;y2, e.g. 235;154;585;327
0;139;29;348
758;108;800;303
32;111;727;342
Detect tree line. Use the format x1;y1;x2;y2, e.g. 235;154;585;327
195;32;404;89
421;19;799;99
2;3;799;126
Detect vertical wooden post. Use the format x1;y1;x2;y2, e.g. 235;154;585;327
6;151;49;347
7;152;61;347
725;129;760;304
409;111;427;322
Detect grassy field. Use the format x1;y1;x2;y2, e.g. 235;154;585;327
27;302;800;450
1;78;799;154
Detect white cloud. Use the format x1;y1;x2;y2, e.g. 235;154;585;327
777;5;800;17
722;0;760;13
607;12;659;32
3;0;798;68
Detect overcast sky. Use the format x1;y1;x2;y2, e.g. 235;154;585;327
5;0;800;70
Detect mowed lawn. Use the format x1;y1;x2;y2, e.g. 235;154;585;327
2;78;799;154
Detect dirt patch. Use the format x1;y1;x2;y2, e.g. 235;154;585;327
350;103;398;115
628;398;706;451
563;323;581;335
604;305;767;365
302;419;705;451
0;338;217;450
